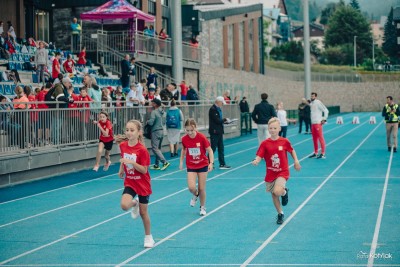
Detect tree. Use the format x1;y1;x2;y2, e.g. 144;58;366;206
320;1;345;25
382;7;398;58
324;5;373;64
349;0;361;11
270;41;304;63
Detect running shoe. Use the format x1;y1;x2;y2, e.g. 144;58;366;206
276;213;284;224
103;161;111;171
394;147;397;153
144;235;155;248
190;193;199;207
219;164;231;169
317;154;326;159
160;162;170;171
308;153;317;159
150;165;160;170
93;165;99;171
200;206;207;216
281;188;289;206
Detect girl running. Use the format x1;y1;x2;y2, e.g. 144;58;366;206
93;111;113;171
179;118;214;216
117;120;155;248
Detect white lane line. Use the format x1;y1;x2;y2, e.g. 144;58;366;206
115;118;372;266
240;121;382;267
367;146;394;267
0;113;368;264
2;263;400;266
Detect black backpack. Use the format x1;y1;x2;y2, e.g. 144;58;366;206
143;124;152;139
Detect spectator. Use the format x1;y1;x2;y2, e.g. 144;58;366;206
7;21;16;39
146;67;158;89
0;21;3;36
208;96;231;169
12;86;30;148
239;97;249;113
37;82;51;145
76;87;93;140
276;102;288;138
166;99;184;157
120;54;130;90
251;93;277;144
160;83;174;105
381;96;399;153
298;98;311;134
52;52;62;81
190;35;199;60
180;80;188;101
77;46;87;66
63;54;76;74
158;28;168;53
147;98;170;171
70;17;81;51
67;86;80;142
129;57;136;85
223;90;231;104
186;84;199;120
34;41;48;85
308;92;329;159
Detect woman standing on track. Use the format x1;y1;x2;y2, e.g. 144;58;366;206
179;118;214;216
117;120;155;248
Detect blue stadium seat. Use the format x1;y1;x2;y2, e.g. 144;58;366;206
0;84;4;95
3;84;12;95
16;63;23;70
8;62;15;70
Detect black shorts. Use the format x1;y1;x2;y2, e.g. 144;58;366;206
187;165;209;173
100;140;113;151
122;186;150;204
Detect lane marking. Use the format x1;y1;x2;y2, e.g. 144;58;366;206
240;121;382;267
367;146;394;267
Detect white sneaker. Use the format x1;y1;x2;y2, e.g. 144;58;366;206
144;235;155;248
103;161;111;171
200;206;207;216
131;199;139;219
190;194;198;207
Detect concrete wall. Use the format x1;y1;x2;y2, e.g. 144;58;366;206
200;65;400;112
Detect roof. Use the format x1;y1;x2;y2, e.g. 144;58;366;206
263;8;280;20
80;0;155;24
259;0;287;15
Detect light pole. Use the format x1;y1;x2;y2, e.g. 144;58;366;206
372;38;375;70
353;36;357;68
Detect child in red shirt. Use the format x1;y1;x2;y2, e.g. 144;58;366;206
117;119;155;248
92;111;113;171
180;118;214;216
252;118;301;225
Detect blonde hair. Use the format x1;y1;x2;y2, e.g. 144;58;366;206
184;118;197;128
268;117;281;126
14;86;24;98
115;120;144;145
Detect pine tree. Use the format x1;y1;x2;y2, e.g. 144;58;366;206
350;0;361;11
382;7;398;58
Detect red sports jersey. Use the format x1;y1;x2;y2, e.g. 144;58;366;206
52;58;60;79
37;90;49;109
120;141;152;196
99;120;114;143
256;137;294;182
181;132;210;169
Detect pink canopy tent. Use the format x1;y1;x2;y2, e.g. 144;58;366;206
80;0;155;25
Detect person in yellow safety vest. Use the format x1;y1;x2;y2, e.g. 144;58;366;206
381;96;400;152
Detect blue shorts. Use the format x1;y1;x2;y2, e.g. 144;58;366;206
122;186;150;204
181;95;187;101
187;165;208;173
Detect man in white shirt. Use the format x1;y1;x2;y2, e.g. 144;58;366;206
126;83;144;120
308;92;329;159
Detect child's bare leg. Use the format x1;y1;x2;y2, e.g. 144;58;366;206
120;194;135;211
104;149;111;163
187;172;198;195
271;193;282;214
94;142;105;167
197;172;207;207
139;203;151;235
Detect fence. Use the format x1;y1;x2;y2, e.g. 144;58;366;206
0;101;240;154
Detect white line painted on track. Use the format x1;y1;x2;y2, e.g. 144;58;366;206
115;117;373;266
0;113;370;265
367;145;394;267
240;121;383;267
3;263;400;266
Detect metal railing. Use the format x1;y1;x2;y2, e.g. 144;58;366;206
0;101;239;154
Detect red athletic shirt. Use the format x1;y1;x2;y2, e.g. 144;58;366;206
99;120;114;143
63;59;75;73
52;58;60;79
181;132;210;169
119;141;152;196
256;137;294;182
180;84;188;96
37;90;49;109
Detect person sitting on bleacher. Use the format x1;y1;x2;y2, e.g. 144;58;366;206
24;56;36;71
63;54;75;75
5;35;16;54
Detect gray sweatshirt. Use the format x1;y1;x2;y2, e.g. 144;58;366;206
147;107;166;132
35;48;48;66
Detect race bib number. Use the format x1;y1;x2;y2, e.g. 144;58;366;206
188;148;201;160
123;153;137;170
